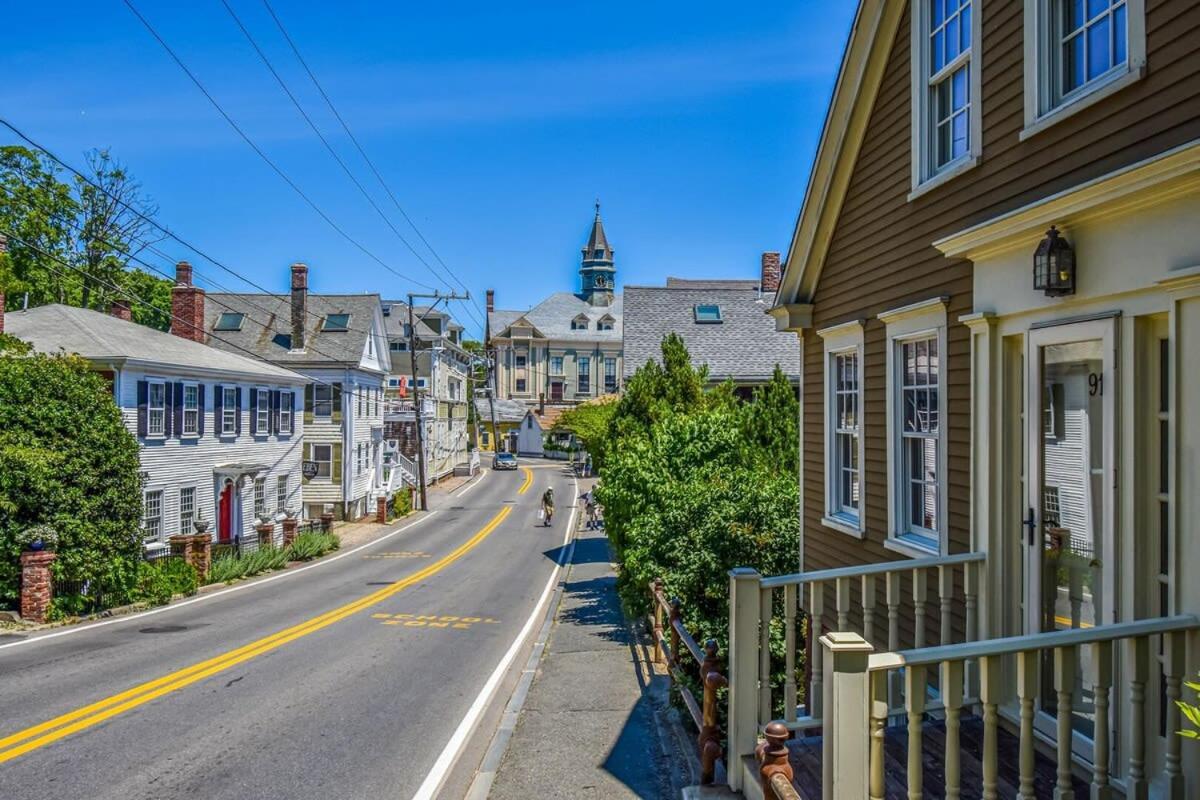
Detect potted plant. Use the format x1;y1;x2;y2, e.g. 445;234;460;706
192;519;211;536
17;524;59;553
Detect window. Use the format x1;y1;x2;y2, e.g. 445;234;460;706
182;384;199;436
572;317;589;331
515;354;527;368
276;474;289;512
222;386;238;434
147;381;166;437
323;314;351;332
143;490;163;541
312;444;332;479
254;477;266;517
515;353;528;394
550;356;564;375
605;357;618;393
593;248;605;259
578;356;591;395
390;341;407;352
179;487;195;534
598;317;615;332
1023;0;1144;135
313;384;333;417
256;388;270;434
693;304;722;323
818;320;865;537
357;443;364;475
879;298;948;555
279;391;293;434
912;0;980;192
214;312;245;331
357;388;363;416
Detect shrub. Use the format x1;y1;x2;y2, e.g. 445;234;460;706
130;558;199;606
285;531;339;562
203;533;339;585
390;490;412;519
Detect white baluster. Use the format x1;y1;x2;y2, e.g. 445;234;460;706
809;580;824;720
1126;636;1149;800
938;564;954;645
963;561;979;702
1090;640;1113;800
759;586;772;726
912;568;928;649
979;655;1000;800
885;571;901;708
1164;631;1185;800
861;574;876;645
1053;646;1076;800
836;575;850;630
784;583;797;723
905;664;926;800
869;670;887;800
942;659;964;800
1017;650;1038;800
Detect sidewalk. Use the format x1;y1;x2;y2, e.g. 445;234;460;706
482;485;685;800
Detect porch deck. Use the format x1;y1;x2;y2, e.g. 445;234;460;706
786;715;1089;800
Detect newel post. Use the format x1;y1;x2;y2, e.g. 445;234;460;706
727;567;762;792
699;639;727;785
820;631;873;800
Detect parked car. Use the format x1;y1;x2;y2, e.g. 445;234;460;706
492;452;518;471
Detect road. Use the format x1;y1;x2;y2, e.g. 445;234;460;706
0;462;577;800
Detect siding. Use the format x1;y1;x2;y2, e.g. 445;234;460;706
299;367;384;519
494;341;623;403
800;0;1200;644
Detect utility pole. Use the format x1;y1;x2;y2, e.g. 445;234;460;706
407;290;468;510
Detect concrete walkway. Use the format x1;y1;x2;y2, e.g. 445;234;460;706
484;492;680;799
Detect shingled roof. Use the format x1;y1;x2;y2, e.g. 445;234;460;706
622;281;799;383
488;292;622;342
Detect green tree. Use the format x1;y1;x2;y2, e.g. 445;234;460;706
741;365;800;476
551;398;617;469
0;146;79;307
0;338;144;610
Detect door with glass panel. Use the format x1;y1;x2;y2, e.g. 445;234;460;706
1024;318;1116;754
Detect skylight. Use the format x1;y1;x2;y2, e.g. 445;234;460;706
323;313;351;332
214;312;245;331
694;304;722;324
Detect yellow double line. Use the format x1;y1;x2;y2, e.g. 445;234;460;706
0;505;512;765
518;467;533;494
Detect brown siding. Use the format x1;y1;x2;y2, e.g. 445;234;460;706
802;0;1200;644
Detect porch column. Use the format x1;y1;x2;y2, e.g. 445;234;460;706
727;567;762;792
820;631;873;800
960;311;995;645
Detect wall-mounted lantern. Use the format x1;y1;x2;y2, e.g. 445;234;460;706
1033;225;1075;297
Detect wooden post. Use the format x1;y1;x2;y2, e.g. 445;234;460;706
1126;636;1149;800
912;568;928;649
835;576;850;630
757;721;794;800
699;639;727;786
1052;646;1077;800
820;631;873;800
1016;650;1038;800
861;574;876;645
650;579;664;665
1090;640;1114;800
942;660;964;799
869;671;887;800
760;587;773;725
904;663;927;800
784;583;797;723
938;565;954;645
978;655;1001;800
727;567;762;792
669;597;682;669
809;581;825;720
1163;631;1185;800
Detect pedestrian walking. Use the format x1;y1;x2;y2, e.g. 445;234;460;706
540;487;555;527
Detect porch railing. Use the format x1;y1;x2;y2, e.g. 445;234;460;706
648;579;727;785
822;614;1198;800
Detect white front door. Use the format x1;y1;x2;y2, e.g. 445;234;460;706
1023;317;1117;750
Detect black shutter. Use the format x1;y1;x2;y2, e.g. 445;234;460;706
198;384;206;436
250;388;259;435
234;387;243;435
173;382;184;438
137;380;148;438
214;384;224;437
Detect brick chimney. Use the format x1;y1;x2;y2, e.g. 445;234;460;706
170;261;206;342
760;251;782;294
485;289;494;313
290;263;308;352
110;300;132;321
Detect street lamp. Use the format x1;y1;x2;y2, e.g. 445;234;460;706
1033;225;1075;297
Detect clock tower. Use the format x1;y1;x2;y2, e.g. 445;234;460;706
578;201;616;307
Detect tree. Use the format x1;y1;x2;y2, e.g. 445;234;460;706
551;398;617;469
0;337;144;612
0;146;79;306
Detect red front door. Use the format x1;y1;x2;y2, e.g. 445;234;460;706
218;482;233;543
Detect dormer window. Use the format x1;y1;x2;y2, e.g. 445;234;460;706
694;304;722;324
214;312;245;331
571;316;589;331
323;314;351;332
381;304;392;316
598;316;615;332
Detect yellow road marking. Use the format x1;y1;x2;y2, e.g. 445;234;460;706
0;505;512;765
372;613;502;631
518;467;533;494
1054;615;1094;629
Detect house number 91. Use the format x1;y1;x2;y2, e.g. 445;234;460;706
1089;373;1103;396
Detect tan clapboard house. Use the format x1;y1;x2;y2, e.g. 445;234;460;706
720;1;1200;798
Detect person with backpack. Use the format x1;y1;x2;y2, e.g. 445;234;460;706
540;487;555;527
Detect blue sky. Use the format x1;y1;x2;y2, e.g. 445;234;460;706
0;1;855;338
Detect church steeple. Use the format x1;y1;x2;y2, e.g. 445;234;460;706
579;200;615;306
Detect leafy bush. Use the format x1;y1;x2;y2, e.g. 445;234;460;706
1181;673;1200;740
391;490;412;519
16;524;60;552
130;558;199;605
203;533;339;585
0;339;143;608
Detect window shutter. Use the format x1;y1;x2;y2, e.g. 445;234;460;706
137;380;148;438
234;387;243;436
302;442;311;484
197;384;206;436
214;384;223;437
332;383;343;424
304;384;314;425
250;388;259;435
331;442;342;483
173;382;184;439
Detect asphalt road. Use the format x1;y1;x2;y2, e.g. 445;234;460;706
0;462;578;800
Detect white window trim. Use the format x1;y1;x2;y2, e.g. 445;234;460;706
221;386;238;435
146;380;167;439
909;0;983;200
1020;0;1146;141
312;443;333;482
143;488;164;542
181;382;200;438
279;391;293;434
879;297;949;556
178;485;197;535
256;386;270;435
254;476;267;518
818;319;866;538
276;474;290;515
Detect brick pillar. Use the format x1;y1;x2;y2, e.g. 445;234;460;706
20;551;56;624
170;534;211;581
170;261;206;343
376;496;388;524
281;517;299;547
255;522;276;549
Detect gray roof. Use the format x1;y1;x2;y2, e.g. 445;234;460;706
622;282;800;382
204;293;381;367
488;292;622;342
474;396;529;424
666;277;761;291
7;304;306;383
379;300;439;340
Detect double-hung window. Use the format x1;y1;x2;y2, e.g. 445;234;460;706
1023;0;1144;136
143;490;163;541
256;388;270;434
222;387;238;435
312;444;332;479
818;321;865;536
550;356;564;375
879;298;948;556
911;0;980;194
182;385;199;436
254;477;266;517
276;474;289;512
179;487;195;535
313;384;333;417
147;381;166;437
577;357;591;395
279;391;293;434
604;357;618;394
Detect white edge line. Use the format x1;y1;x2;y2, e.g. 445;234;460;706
0;509;443;652
410;471;579;800
453;468;487;498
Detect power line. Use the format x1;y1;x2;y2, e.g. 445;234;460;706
119;0;438;294
258;0;487;328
